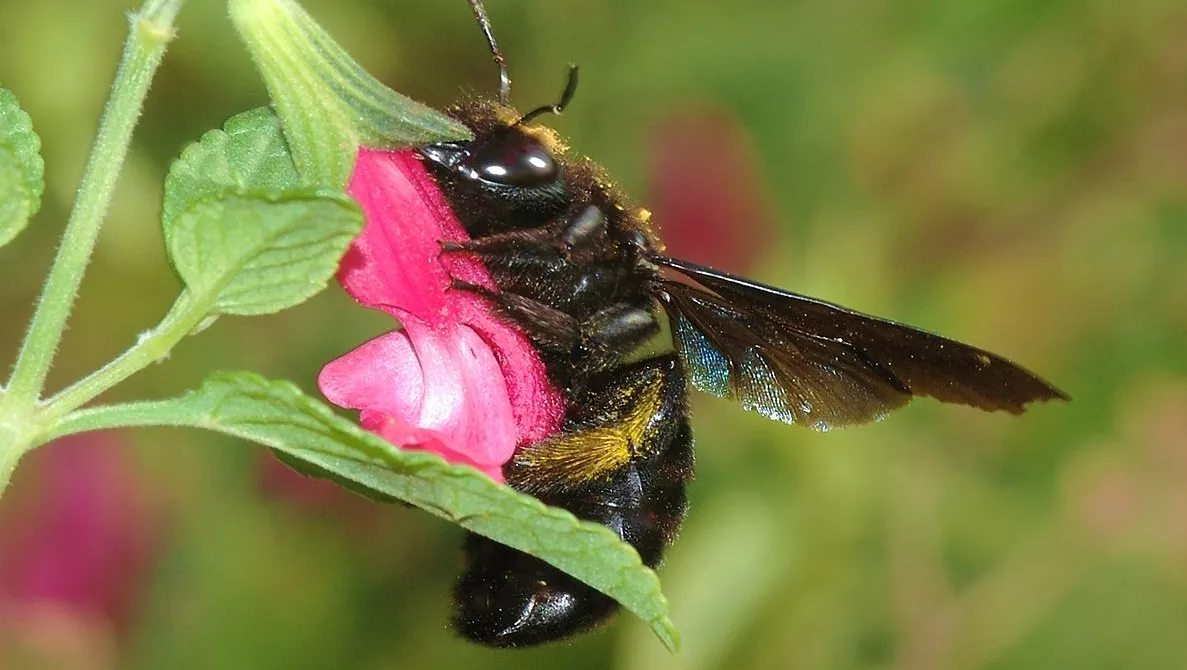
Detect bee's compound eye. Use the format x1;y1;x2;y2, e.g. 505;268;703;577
468;135;559;187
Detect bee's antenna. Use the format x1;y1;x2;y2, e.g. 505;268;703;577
516;65;579;126
467;0;511;106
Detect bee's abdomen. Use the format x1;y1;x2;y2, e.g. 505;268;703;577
555;420;693;566
452;355;693;647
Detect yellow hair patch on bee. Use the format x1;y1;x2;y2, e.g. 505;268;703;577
510;378;666;491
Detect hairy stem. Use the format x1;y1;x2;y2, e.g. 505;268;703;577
0;0;186;500
3;0;185;406
41;290;213;425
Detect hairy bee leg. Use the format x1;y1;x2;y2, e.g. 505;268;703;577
454;276;657;358
438;226;555;255
439;229;567;281
440;205;607;269
450;279;580;349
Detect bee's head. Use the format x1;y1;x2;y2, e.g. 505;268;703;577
418;67;580;236
419;125;563;190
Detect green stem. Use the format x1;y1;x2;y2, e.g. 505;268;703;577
0;427;23;495
41;290;213;425
3;0;185;407
0;0;185;501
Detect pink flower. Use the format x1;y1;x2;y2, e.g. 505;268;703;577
0;433;158;664
318;149;565;482
647;107;775;274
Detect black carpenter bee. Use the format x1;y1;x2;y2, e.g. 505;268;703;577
418;0;1067;648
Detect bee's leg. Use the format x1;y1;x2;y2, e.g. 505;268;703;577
440;205;607;261
454;275;659;359
439;228;563;280
438;226;554;255
450;279;580;350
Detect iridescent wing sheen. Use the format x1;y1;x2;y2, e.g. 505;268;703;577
650;255;1068;431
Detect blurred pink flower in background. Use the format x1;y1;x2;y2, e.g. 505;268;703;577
318;149;565;482
0;432;158;668
647;106;776;273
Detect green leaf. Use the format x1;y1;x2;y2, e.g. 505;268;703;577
208;372;677;649
51;372;680;650
0;88;45;247
269;448;402;504
229;0;472;187
167;190;362;316
162;107;299;244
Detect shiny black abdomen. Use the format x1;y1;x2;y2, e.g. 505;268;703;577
453;357;693;647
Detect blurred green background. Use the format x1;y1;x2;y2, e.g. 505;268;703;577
2;0;1186;668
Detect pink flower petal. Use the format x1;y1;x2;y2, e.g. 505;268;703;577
319;320;519;481
469;314;564;446
319;329;424;421
337;150;496;324
319;149;565;480
365;414;504;482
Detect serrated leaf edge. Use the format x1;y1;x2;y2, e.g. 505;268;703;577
166;188;361;314
0;87;46;245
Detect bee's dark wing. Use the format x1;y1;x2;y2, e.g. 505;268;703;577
649;255;1068;430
